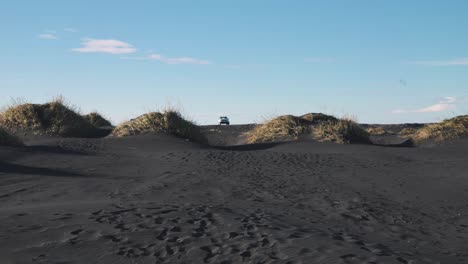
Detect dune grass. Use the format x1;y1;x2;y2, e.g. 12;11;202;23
412;115;468;143
246;113;370;144
312;118;371;144
83;112;112;127
0;127;23;146
112;110;204;142
399;127;417;137
366;126;387;135
0;97;102;137
245;115;312;144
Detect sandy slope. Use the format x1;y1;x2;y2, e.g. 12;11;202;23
1;134;468;264
199;125;255;146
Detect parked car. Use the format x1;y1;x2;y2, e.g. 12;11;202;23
218;116;230;125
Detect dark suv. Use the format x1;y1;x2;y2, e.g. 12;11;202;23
218;116;230;125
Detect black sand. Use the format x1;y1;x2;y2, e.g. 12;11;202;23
1;127;467;263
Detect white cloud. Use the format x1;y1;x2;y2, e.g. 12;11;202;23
392;97;460;114
72;39;137;54
413;103;456;113
304;57;335;63
408;58;468;66
391;109;406;114
441;96;456;103
64;28;79;33
148;54;211;65
38;34;57;40
120;56;148;61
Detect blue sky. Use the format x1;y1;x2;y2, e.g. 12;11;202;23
1;1;467;124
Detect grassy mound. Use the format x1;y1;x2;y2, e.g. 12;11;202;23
366;126;387;135
0;101;102;137
245;115;312;144
83;112;112;127
412;115;468;143
313;119;371;144
246;114;370;144
0;127;22;146
112;111;203;142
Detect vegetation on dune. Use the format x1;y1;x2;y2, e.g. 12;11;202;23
0;98;103;137
112;110;204;142
0;127;23;146
246;113;370;144
312;118;371;144
366;126;387;135
412;115;468;143
83;112;112;127
399;127;417;137
245;115;312;144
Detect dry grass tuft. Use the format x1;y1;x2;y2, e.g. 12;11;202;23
412;115;468;143
399;127;417;137
245;115;312;144
112;110;204;142
83;112;112;127
366;126;387;135
0;127;23;146
313;118;371;144
0;99;102;137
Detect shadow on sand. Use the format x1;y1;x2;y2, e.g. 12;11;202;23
0;161;82;177
211;142;284;151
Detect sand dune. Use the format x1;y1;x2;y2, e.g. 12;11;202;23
1;128;468;263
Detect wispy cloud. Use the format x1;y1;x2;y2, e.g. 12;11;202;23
120;56;148;61
148;54;211;65
123;54;212;65
38;33;57;40
64;28;79;33
72;39;137;54
407;58;468;66
392;97;460;114
304;57;335;63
